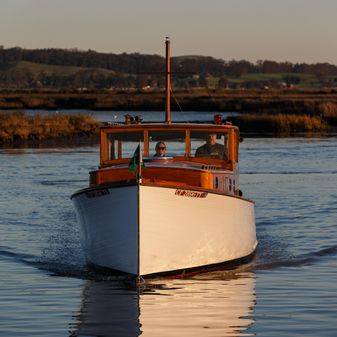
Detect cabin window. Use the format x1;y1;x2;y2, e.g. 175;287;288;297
106;132;144;160
148;130;186;157
190;131;228;160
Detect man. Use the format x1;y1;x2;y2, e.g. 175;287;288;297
154;141;167;157
195;133;227;159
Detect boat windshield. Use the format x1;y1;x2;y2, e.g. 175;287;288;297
149;130;185;157
103;128;232;162
190;131;228;160
107;131;144;160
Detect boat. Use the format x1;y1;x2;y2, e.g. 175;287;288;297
71;38;257;277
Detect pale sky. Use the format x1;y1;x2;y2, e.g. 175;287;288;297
1;0;337;64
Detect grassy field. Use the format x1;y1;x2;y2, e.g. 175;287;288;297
229;72;315;84
3;60;120;78
2;60;336;89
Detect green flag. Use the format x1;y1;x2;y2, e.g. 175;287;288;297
128;144;145;176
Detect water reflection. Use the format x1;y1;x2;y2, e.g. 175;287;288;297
69;281;141;337
70;272;256;337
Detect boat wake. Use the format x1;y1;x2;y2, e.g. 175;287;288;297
0;246;123;281
0;248;36;263
39;179;87;186
252;244;337;271
2;240;336;281
241;170;337;175
193;244;337;279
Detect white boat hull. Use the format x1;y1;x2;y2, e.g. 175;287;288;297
72;184;257;276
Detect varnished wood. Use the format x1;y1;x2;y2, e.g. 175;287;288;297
144;130;149;155
90;164;237;194
100;123;239;132
99;124;239;167
228;128;235;171
100;156;232;170
185;129;191;156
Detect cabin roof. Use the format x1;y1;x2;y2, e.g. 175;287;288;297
101;122;239;132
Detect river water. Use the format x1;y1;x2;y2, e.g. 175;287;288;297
0;111;336;336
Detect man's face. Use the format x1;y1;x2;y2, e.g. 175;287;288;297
156;143;166;156
207;134;217;145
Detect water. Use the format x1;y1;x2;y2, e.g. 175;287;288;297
0;112;337;336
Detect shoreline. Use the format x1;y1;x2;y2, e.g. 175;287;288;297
1;112;336;149
1;131;336;149
0;112;100;146
1;89;337;146
1;88;337;114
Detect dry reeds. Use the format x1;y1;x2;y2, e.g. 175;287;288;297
0;111;100;143
318;102;337;126
228;113;327;135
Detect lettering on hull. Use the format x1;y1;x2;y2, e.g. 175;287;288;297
86;189;110;198
175;189;208;198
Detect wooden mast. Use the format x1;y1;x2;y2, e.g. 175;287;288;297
165;37;171;124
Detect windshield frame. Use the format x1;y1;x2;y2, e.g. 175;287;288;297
99;124;238;169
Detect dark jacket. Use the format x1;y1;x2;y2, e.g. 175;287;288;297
195;143;227;159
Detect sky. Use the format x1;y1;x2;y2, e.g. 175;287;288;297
1;0;337;64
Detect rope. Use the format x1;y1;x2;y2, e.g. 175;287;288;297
170;88;183;113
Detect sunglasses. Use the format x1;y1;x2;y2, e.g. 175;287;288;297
158;146;166;150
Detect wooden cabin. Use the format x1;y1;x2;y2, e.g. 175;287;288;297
89;122;241;196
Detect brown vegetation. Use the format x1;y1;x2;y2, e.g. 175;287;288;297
1;89;337;145
227;113;327;135
1;88;337;114
317;102;337;126
0;112;100;144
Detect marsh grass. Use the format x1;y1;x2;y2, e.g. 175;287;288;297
0;112;100;143
228;113;327;135
318;102;337;126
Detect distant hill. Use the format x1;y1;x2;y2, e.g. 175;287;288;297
0;47;337;89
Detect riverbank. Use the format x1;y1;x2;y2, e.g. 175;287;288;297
227;113;337;136
227;100;337;135
0;112;100;145
1;109;337;147
1;88;337;115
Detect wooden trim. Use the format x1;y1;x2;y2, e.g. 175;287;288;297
72;173;254;204
228;128;235;171
100;124;239;132
234;129;239;162
117;140;122;159
100;156;232;169
99;125;239;167
185;129;190;156
100;128;107;165
143;130;149;156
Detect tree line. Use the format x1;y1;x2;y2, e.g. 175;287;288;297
1;46;337;89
